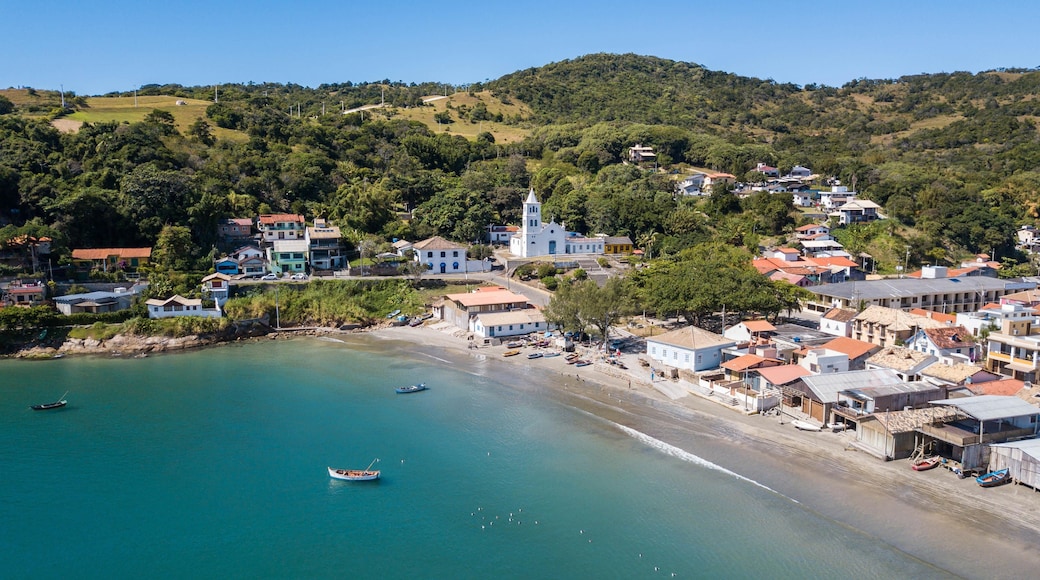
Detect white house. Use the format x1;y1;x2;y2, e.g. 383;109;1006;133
723;320;776;344
646;325;736;372
795;223;831;240
799;348;850;374
201;273;231;307
788;165;813;179
146;295;221;319
905;325;977;364
818;186;856;210
792;191;816;207
676;173;707;196
819;307;858;338
473;310;550;339
509;189;604;258
413;236;489;274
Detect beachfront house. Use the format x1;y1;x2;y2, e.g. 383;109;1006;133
306;218;345;271
146;295;221;319
472;310;550;339
853;407;961;460
54;284;146;315
789;369;904;424
645;326;735;373
916;395;1040;472
3;280;46;307
439;287;530;333
201;273;231;307
988;439;1040;489
267;239;309;275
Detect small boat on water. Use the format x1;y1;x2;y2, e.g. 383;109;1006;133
503;350;520;357
328;459;380;481
911;456;941;471
976;467;1010;488
527;352;543;359
31;391;68;411
395;383;427;394
791;419;821;432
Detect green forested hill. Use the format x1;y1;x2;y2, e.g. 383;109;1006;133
3;54;1040;278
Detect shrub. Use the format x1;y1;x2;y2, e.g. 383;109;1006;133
541;276;559;291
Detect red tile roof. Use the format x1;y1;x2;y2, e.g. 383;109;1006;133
922;326;974;349
971;378;1025;397
258;213;304;225
742;320;776;332
721;354;771;372
72;247;152;260
821;337;879;360
908;309;957;325
756;364;812;385
823;308;858;323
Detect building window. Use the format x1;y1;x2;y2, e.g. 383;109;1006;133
452;251;458;257
440;252;446;258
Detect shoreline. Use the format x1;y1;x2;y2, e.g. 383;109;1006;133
369;323;1040;578
12;318;1040;574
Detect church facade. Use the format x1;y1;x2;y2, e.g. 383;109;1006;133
509;189;604;258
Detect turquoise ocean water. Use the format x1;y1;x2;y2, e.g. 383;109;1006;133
1;338;955;579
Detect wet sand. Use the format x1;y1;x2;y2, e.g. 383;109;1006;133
364;324;1040;578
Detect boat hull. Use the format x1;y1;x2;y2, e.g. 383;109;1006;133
976;468;1010;487
328;467;380;481
791;420;821;432
30;400;67;411
395;383;427;394
911;457;941;471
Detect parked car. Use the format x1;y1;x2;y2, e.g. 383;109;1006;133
290;273;307;280
260;273;278;281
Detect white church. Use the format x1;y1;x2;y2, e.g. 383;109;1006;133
509;189;604;258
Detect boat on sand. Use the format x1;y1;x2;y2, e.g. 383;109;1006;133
910;456;941;471
503;350;520;357
976;468;1010;488
791;419;821;432
328;459;380;481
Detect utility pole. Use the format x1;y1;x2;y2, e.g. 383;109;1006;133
214;85;218;103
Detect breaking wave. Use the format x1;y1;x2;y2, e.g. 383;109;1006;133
611;421;798;503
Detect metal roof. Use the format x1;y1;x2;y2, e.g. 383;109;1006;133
990;438;1040;462
930;395;1040;421
801;369;903;403
811;277;1035;301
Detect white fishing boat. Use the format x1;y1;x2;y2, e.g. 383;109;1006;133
328;458;380;481
791;419;822;432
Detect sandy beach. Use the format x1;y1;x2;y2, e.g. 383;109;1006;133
369;322;1040;578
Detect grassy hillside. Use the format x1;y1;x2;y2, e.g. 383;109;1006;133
376;90;532;144
63;95;248;141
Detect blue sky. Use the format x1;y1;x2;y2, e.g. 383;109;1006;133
4;0;1038;96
